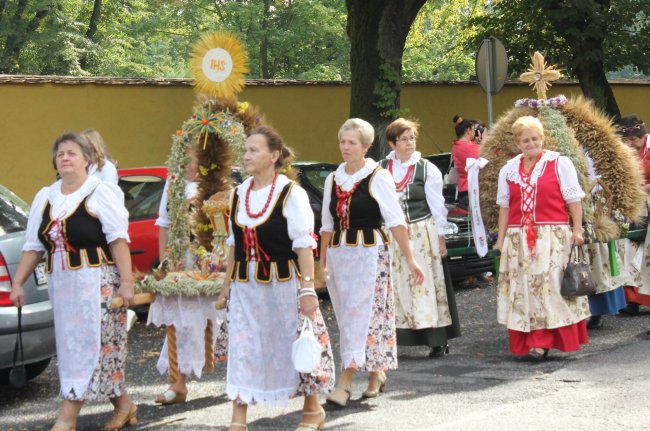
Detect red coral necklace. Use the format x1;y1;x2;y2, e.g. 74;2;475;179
388;159;414;192
245;173;278;218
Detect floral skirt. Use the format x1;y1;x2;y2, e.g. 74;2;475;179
327;245;397;372
497;225;591;332
64;265;127;401
225;268;334;407
389;217;451;330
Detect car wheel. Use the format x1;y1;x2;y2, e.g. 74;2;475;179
25;358;52;381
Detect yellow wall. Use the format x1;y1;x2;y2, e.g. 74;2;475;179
1;79;648;201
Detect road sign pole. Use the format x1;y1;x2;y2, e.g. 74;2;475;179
486;38;494;127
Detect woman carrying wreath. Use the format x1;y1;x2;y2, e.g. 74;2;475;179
217;126;334;431
379;118;460;358
494;116;591;360
320;118;424;407
10;133;136;431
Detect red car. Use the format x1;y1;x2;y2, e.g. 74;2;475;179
117;167;167;273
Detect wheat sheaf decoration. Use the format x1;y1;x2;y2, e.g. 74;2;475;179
190;32;249;99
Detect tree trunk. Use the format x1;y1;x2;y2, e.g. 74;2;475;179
346;0;426;159
259;0;272;79
80;0;102;70
546;0;621;119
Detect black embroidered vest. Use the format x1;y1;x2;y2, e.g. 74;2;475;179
230;182;300;283
38;193;114;273
328;167;389;247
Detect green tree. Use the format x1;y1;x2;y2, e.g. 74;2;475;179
469;0;650;118
0;0;52;73
403;0;484;81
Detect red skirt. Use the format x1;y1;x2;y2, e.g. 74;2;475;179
508;320;588;355
624;286;650;306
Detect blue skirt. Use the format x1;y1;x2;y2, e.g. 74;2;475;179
588;286;627;316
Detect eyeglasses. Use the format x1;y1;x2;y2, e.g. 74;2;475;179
397;136;417;143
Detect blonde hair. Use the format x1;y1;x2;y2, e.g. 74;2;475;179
80;128;114;170
338;118;375;148
511;116;544;140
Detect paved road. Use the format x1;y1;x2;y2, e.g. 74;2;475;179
2;281;650;430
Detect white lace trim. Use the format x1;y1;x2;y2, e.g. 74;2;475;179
386;150;421;166
226;384;296;408
340;350;367;370
334;158;378;190
503;150;559;187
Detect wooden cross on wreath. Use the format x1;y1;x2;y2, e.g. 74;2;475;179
519;51;562;99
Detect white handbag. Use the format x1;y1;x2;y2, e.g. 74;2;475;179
292;318;321;373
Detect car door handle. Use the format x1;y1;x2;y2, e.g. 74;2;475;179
130;249;145;255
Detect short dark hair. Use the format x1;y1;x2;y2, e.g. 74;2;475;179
51;132;93;171
618;114;646;139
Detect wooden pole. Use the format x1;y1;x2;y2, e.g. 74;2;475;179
204;319;215;374
166;325;179;384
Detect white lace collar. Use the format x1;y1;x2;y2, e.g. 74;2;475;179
504;150;559;187
386;151;421;167
47;175;101;205
334;158;378;186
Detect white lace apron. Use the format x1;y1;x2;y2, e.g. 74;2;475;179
326;242;379;369
48;252;102;398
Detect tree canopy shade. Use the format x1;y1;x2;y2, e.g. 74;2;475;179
468;0;650;118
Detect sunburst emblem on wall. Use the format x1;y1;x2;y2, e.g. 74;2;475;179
190;32;249;98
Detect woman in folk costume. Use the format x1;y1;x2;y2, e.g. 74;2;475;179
148;153;218;405
617;114;650;314
217;126;334;431
81;129;119;185
321;118;424;407
379;118;461;358
10;133;136;431
494;116;591;360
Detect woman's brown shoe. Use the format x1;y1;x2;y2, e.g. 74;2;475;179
103;403;137;431
295;407;326;430
326;383;352;407
362;371;386;398
51;423;76;431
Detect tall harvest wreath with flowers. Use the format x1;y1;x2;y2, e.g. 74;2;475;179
478;52;645;244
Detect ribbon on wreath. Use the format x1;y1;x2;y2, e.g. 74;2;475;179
466;157;490;257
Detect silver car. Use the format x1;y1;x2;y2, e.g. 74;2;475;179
0;184;55;383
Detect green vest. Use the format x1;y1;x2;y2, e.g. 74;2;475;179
380;158;431;223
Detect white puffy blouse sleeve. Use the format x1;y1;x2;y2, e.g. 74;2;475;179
155;179;171;228
424;161;448;235
370;169;407;229
496;164;510;208
320;173;335;233
283;184;317;250
87;183;130;244
22;187;49;253
98;161;119;185
557;156;586;203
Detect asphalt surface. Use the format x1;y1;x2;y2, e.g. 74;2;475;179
2;279;650;431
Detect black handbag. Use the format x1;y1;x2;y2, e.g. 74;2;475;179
561;246;596;297
8;306;27;389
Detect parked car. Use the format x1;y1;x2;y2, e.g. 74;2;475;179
118;167;168;273
0;184;56;384
425;153;496;283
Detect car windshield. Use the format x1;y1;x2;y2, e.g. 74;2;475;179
296;164;337;195
118;175;166;221
0;185;28;236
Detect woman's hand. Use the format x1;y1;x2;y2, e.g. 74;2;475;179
117;279;135;308
572;228;584;246
299;293;319;319
216;283;230;309
408;259;425;284
10;283;25;308
438;235;448;258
